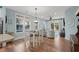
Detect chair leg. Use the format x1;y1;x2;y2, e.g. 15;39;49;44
33;35;35;47
35;37;37;47
38;36;41;46
24;36;30;48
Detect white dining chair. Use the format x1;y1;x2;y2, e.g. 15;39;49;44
34;30;43;47
24;31;31;49
28;30;44;48
29;31;36;48
30;31;40;47
39;30;43;42
70;34;78;52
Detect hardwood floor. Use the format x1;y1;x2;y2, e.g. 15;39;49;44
0;37;71;52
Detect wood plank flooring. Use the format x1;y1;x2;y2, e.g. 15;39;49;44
0;37;71;52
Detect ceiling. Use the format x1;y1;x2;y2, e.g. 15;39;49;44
6;6;71;20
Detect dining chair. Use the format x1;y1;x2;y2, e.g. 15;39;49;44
24;31;31;49
70;34;78;52
38;30;43;45
30;30;41;48
28;30;44;48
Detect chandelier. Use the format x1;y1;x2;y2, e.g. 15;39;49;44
33;8;39;30
34;8;38;23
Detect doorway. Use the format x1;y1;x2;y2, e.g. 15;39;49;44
51;18;65;38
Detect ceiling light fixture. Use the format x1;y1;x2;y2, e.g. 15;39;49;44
34;8;38;23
